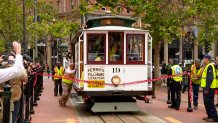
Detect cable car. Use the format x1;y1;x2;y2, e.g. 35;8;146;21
70;16;153;112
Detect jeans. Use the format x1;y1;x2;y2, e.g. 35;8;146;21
192;83;200;106
203;88;218;119
12;100;20;123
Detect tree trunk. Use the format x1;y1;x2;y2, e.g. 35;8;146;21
46;37;52;72
194;40;198;60
154;41;161;84
164;39;168;64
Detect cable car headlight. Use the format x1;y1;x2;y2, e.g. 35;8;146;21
111;75;121;87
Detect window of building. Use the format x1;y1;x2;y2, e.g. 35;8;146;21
87;34;106;64
108;32;123;64
127;8;130;13
102;7;106;11
71;0;75;9
126;34;145;64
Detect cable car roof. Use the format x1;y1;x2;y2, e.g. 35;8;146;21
86;16;137;28
84;26;148;32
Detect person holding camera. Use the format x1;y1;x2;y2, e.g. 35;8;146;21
0;53;28;123
0;42;24;83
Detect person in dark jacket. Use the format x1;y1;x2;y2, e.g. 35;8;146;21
166;58;173;104
168;58;183;110
201;55;218;122
161;63;168;87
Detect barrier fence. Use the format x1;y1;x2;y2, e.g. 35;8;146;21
0;67;44;123
1;69;195;123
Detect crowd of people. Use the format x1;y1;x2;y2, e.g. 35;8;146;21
161;55;218;122
0;42;45;123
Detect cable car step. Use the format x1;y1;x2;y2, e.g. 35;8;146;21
91;102;139;112
71;93;84;104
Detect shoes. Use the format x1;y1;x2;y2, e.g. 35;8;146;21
205;118;218;122
203;117;211;120
167;100;171;104
58;100;63;107
194;106;198;110
54;94;57;96
175;108;180;110
168;105;176;109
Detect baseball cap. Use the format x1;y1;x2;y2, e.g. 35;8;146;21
203;54;211;59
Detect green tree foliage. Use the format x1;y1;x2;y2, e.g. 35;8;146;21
0;0;79;51
182;0;218;46
79;0;218;78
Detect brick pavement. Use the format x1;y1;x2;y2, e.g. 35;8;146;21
138;86;218;123
31;78;78;123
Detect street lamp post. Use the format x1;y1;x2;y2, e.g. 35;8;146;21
59;43;69;68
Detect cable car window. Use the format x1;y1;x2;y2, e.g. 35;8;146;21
87;34;106;64
108;32;123;64
126;34;145;64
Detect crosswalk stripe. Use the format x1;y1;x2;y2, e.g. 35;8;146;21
164;117;183;123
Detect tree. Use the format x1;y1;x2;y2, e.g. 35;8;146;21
78;0;218;79
182;0;218;53
79;0;184;80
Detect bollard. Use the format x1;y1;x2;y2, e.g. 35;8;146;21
17;83;24;123
39;68;44;92
24;80;31;123
33;73;38;106
152;71;156;99
187;74;193;112
2;84;11;123
30;75;35;114
152;81;156;99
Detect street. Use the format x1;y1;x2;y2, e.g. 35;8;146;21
31;78;217;123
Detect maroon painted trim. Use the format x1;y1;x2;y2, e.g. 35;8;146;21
126;34;145;65
87;33;106;64
108;32;124;64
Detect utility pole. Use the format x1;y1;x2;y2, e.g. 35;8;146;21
34;0;38;63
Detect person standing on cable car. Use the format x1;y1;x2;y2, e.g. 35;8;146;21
168;58;183;110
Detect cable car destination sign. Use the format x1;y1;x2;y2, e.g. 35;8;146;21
87;67;105;88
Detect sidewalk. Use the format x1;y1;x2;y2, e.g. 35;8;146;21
139;86;218;123
31;78;78;123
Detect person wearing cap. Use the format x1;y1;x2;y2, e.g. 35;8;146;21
54;62;65;96
214;56;218;107
201;55;218;122
190;59;204;110
168;58;183;110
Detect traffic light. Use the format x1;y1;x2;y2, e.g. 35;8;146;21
205;42;211;54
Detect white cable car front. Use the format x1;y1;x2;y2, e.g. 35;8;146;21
71;16;153;112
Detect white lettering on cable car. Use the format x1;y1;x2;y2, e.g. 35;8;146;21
87;67;105;88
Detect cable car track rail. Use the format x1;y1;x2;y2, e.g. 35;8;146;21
70;97;167;123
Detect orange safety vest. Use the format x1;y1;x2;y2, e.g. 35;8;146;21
54;67;64;80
